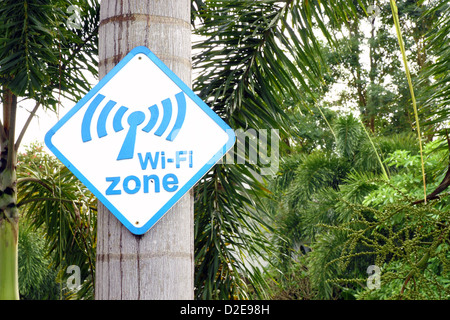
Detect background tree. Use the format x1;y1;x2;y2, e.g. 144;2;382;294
0;0;98;299
321;0;437;135
264;0;450;300
17;143;97;299
191;0;373;299
419;0;450;140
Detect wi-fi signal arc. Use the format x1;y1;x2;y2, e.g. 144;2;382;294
81;94;105;142
154;97;172;137
142;91;186;141
113;106;128;133
81;91;187;160
142;104;159;133
97;100;117;138
166;91;186;141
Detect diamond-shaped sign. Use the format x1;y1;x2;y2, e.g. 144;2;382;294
45;46;235;235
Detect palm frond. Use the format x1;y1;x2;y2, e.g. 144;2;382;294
419;0;450;137
17;144;96;299
0;0;99;107
192;0;370;299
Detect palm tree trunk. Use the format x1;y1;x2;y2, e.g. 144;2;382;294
95;0;194;299
0;219;19;300
0;89;19;300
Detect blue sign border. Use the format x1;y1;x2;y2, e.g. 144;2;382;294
45;46;235;235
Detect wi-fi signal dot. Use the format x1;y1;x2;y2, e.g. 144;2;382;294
81;91;187;161
117;111;146;160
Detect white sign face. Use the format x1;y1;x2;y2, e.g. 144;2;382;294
45;46;235;235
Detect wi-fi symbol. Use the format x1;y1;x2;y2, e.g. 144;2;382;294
81;91;186;160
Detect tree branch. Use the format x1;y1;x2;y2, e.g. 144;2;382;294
0;119;5;143
49;24;99;90
17;177;54;194
17;197;96;211
17;196;73;208
15;101;40;152
412;131;450;205
2;90;17;172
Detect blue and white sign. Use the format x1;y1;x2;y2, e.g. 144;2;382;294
45;46;235;235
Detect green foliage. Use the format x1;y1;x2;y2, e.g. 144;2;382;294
194;164;275;299
290;105;337;154
328;192;450;300
319;139;450;299
266;257;317;300
419;0;450;138
289;151;350;206
4;0;448;301
0;0;99;107
266;107;450;299
334;114;365;161
320;0;439;135
192;0;372;299
18;219;60;300
0;1;99;299
262;3;450;293
0;0;60;98
17;143;97;300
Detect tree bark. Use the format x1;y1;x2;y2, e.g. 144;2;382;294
0;218;19;300
95;0;194;300
0;89;19;300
